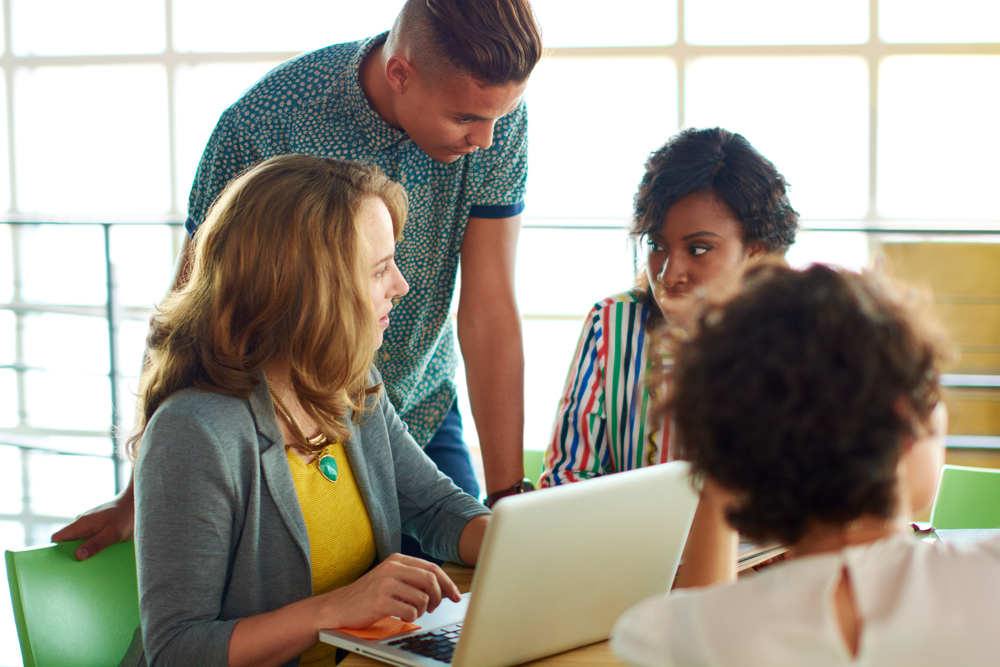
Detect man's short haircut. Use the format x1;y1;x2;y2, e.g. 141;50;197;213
392;0;543;86
669;265;948;546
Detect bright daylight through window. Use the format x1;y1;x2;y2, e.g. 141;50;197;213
1;1;999;664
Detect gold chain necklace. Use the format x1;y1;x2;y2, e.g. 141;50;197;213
267;381;338;482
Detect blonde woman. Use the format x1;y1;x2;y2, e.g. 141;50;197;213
130;155;490;667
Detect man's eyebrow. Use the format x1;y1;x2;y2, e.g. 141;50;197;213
456;113;492;122
455;97;524;123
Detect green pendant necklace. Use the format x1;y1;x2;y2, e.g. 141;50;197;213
317;453;339;483
269;381;338;483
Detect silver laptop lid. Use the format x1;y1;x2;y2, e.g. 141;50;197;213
453;460;698;667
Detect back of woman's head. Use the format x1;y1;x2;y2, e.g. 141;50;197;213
670;264;947;545
632;127;798;254
129;154;407;456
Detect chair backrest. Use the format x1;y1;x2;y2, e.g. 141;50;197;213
930;464;1000;529
523;449;545;487
5;539;139;667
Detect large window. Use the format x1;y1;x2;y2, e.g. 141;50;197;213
2;2;999;663
515;0;1000;460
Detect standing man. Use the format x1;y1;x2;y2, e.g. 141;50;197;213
54;0;542;560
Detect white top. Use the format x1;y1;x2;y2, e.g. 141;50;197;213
612;532;1000;667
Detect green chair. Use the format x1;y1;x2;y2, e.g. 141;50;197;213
930;464;1000;529
524;449;545;487
5;539;139;667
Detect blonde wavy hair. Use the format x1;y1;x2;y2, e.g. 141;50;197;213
126;154;407;459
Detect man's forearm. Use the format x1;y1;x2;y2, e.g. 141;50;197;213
458;307;525;496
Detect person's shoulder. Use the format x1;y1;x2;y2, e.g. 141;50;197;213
157;385;242;413
274;37;370;80
356;366;395;430
841;534;1000;659
150;387;254;439
916;530;1000;576
466;98;528;168
842;532;1000;609
492;97;528;136
589;289;648;317
222;36;373;122
614;579;759;667
667;555;839;633
977;529;1000;555
138;388;259;474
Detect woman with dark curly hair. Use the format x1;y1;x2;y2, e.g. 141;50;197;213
613;265;1000;666
539;127;799;488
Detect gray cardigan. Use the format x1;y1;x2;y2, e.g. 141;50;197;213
132;369;490;667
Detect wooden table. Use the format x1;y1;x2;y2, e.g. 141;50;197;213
339;564;627;667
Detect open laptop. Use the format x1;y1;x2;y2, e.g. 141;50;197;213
320;460;699;667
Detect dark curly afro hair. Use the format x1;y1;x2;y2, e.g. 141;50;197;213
669;264;948;546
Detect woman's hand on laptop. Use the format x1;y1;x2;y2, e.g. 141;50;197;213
322;553;461;629
228;554;460;666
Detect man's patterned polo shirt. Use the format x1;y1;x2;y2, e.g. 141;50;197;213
186;33;529;446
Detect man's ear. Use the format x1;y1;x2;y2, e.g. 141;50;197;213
385;55;415;95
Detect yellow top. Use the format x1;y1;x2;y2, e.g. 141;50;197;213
287;442;377;666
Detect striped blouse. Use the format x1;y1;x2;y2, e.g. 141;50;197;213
540;290;672;487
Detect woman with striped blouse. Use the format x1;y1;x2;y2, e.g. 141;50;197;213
539;127;800;487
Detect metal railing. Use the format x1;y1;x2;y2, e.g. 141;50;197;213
0;219;184;543
2;220;1000;546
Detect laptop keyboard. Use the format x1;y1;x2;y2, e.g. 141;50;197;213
387;622;462;663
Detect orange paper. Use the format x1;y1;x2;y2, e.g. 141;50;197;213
335;616;420;640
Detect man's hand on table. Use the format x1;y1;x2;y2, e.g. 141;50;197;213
51;483;135;561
